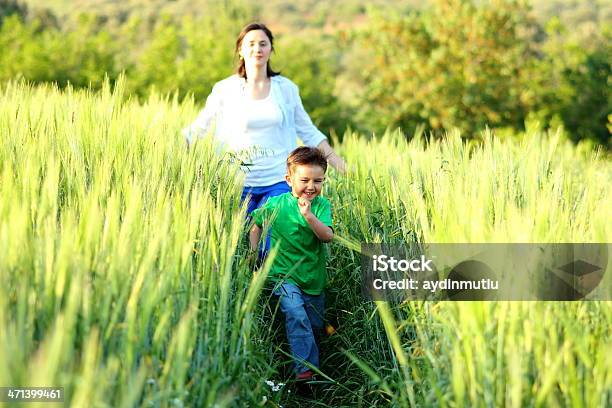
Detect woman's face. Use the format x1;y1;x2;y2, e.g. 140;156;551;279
239;29;272;69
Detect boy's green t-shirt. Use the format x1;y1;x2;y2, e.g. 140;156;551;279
252;192;332;295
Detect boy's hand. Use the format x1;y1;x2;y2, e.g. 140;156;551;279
298;196;334;242
246;249;257;267
298;197;312;217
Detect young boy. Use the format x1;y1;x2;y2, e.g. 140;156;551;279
249;146;334;380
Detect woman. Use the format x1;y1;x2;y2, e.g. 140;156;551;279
183;22;346;221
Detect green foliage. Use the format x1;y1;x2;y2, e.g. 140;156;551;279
333;0;610;145
128;16;183;95
18;0;423;30
173;15;235;100
0;13;118;88
114;1;255;101
340;0;540;136
529;19;611;145
0;0;27;22
328;126;611;404
531;0;612;50
275;33;350;137
0;79;275;406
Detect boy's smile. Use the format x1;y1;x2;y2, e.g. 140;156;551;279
286;165;326;201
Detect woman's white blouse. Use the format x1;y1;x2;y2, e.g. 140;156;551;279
183;74;327;187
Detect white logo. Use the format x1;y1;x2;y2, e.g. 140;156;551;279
372;255;433;272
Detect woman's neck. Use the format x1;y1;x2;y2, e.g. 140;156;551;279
245;65;268;84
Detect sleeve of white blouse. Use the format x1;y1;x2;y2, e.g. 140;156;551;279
182;83;221;147
293;84;327;147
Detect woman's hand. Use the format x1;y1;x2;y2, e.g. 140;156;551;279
316;140;347;174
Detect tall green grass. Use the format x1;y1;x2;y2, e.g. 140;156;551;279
0;79;273;406
324;129;611;406
1;79;610;407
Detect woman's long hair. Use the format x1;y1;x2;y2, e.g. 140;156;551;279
234;22;280;79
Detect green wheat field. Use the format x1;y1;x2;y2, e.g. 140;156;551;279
1;79;611;407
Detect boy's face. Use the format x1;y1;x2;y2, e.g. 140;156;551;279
285;164;326;201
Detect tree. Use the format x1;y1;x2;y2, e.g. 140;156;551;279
275;32;350;138
530;18;611;145
128;15;182;97
340;0;540;137
0;0;27;24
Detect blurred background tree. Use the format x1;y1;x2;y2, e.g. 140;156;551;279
338;0;540;137
274;32;349;137
0;0;27;22
528;17;611;144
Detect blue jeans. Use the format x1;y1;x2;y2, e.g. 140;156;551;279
273;282;325;375
241;181;291;255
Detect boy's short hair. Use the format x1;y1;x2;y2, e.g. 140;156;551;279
287;146;328;174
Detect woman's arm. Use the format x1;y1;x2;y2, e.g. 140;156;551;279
316;140;347;173
183;83;222;148
290;82;347;173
